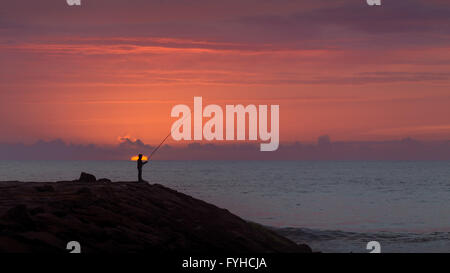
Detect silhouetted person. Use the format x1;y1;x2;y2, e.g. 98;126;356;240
137;154;148;182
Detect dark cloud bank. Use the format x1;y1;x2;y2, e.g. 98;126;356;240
1;136;450;160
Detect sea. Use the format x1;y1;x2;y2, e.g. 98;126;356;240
0;160;449;253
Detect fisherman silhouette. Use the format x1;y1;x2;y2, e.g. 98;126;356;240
137;154;148;182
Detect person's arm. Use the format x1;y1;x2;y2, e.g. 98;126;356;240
143;161;148;165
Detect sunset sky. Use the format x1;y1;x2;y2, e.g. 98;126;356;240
1;0;450;146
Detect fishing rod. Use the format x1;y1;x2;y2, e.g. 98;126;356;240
148;116;187;160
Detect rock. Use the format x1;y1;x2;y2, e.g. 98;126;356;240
298;243;313;253
30;207;45;215
78;172;96;182
76;187;92;195
2;204;35;231
0;181;312;253
97;178;112;183
52;211;67;218
35;185;54;192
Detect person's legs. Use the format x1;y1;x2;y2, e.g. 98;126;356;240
138;169;142;182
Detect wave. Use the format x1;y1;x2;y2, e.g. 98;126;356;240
272;227;450;253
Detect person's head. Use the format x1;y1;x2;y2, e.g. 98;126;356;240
138;154;143;159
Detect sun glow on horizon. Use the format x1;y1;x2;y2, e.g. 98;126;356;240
130;155;148;161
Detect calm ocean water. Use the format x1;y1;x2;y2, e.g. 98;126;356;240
1;160;449;253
